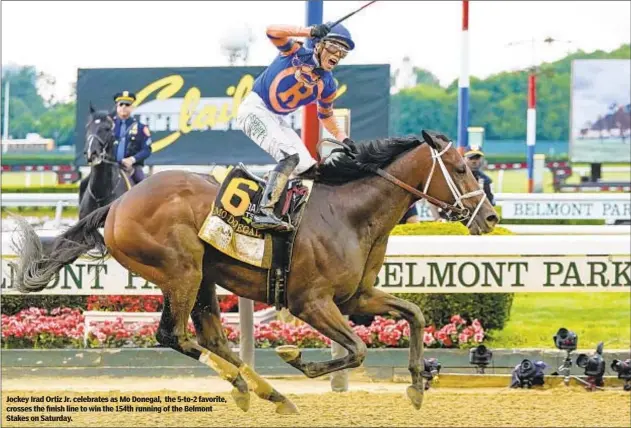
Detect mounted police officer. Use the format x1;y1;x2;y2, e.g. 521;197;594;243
464;146;495;206
236;21;357;232
112;91;152;184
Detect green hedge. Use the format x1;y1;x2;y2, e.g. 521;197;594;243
1;296;88;316
391;222;515;331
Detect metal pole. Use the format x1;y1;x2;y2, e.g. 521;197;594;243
457;0;470;155
527;72;536;193
238;297;255;367
302;0;323;159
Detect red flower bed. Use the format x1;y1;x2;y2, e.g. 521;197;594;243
2;308;485;350
1;307;84;349
86;295;270;313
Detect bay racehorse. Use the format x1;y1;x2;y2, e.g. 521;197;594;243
10;130;498;414
78;105;133;219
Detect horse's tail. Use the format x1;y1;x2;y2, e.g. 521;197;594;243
9;203;113;293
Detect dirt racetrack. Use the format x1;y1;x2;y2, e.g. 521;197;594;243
2;376;630;427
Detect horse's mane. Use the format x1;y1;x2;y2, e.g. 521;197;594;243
315;135;425;185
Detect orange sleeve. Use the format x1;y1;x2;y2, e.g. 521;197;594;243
266;25;312;56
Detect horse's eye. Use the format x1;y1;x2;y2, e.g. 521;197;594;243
456;165;467;174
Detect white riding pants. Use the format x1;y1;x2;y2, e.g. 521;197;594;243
236;92;316;175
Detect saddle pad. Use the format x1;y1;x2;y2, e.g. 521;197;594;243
198;165;313;269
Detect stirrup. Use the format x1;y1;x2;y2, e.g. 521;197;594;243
251;208;294;233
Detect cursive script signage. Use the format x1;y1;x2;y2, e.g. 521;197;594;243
75;65;390;166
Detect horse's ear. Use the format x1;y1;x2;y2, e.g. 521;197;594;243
421;130;439;150
89;102;96;114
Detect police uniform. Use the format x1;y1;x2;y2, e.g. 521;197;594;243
113;91;152;183
235;22;355;232
464;147;495;206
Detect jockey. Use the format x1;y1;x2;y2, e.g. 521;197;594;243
112;91;152;184
236;21;357;233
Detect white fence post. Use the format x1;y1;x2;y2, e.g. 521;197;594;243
238;297;255;368
330;315;349;392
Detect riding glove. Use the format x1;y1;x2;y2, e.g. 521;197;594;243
342;137;359;156
310;24;331;39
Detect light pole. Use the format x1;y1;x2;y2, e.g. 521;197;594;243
303;0;323;160
457;0;470;155
506;37;573;193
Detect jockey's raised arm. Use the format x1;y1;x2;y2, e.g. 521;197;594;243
235;21;357;232
266;25;312;55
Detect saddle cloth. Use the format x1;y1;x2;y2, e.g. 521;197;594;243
198;163;314;269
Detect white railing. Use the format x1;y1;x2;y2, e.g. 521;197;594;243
1;193;78;207
3;192;630;222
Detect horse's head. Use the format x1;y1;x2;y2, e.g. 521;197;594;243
419;130;499;235
84;103;116;166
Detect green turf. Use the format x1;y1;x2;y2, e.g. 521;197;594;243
487;292;631;349
486;168;631;193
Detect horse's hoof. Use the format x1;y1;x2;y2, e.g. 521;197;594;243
406;384;424;410
276;345;301;363
231;387;250;412
275;398;299;415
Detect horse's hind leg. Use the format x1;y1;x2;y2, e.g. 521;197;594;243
157;294;251;412
278;297;367;378
191;275;298;415
110;223;249;412
343;288;426;410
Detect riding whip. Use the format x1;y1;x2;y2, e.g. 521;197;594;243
330;1;378;28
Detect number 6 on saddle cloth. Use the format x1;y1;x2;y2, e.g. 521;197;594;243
198;163;313;270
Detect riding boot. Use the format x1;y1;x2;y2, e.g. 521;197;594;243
251;154;300;233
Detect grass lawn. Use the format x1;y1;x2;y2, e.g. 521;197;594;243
487;292;631;349
486;168;631;193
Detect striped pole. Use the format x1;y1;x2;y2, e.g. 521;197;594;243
302;0;324;160
526;72;536;193
457;0;470;155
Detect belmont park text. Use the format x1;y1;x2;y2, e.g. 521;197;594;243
2;257;629;295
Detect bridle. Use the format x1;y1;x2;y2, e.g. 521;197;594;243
322;138;486;227
86;131;117;167
85;127;123;204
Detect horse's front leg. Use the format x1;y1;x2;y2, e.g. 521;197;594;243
342;288;426;410
276;296;367;379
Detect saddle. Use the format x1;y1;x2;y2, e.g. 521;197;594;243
198;163;314;309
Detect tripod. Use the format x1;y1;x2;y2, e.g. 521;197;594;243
474;365;488;375
554;350;574;385
554;350;604;390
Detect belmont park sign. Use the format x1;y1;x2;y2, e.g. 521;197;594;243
2;255;629;295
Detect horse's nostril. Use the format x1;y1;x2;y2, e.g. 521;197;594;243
486;214;499;225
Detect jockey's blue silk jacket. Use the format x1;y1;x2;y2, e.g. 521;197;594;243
252;25;346;141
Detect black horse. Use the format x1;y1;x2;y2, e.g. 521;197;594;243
78;105;134;219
